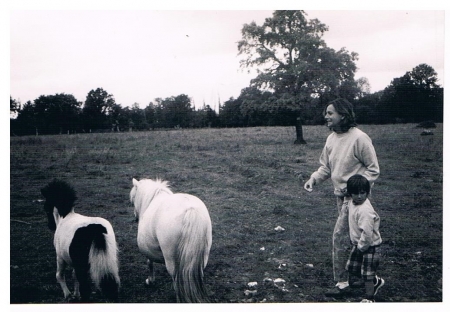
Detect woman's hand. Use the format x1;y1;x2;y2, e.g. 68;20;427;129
304;177;316;192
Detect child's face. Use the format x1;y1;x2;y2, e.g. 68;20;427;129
324;104;343;130
350;190;368;205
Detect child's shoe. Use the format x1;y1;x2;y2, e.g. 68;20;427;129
373;276;385;296
361;298;375;303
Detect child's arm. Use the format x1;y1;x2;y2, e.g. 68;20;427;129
357;211;377;252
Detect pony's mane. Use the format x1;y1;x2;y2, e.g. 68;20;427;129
41;179;77;217
140;178;172;195
133;178;172;213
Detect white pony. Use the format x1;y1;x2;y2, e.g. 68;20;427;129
130;178;212;303
41;179;120;302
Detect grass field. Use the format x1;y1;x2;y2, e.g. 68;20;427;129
10;124;443;303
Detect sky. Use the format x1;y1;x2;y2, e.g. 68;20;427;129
9;7;445;111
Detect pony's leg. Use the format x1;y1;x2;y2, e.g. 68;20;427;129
164;259;180;302
72;269;80;298
74;268;91;302
145;259;156;285
165;260;175;279
55;257;71;298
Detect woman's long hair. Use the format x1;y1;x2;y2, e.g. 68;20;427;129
324;98;357;132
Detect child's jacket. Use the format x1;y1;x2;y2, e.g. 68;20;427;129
348;198;382;252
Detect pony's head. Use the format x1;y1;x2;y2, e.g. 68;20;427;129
130;178;171;221
41;179;77;231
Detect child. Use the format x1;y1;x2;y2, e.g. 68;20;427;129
345;174;384;302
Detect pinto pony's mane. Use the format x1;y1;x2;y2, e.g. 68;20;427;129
131;178;172;218
41;179;77;217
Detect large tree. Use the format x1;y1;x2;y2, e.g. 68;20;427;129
33;93;81;134
379;63;442;123
82;88;116;131
156;94;193;128
238;10;358;143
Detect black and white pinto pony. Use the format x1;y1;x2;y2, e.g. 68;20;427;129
41;179;120;302
130;178;212;303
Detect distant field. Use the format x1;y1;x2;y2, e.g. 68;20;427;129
10;124;443;303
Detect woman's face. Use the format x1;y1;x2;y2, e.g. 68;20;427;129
324;104;344;130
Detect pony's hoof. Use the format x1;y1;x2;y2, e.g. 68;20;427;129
65;295;80;303
145;279;154;288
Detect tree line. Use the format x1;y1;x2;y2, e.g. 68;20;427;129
10;11;443;140
10;62;443;136
10;90;219;135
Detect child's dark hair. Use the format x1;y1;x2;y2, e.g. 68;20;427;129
346;174;371;195
324;98;357;132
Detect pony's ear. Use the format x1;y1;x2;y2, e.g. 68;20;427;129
132;178;139;186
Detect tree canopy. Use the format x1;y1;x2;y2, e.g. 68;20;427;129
238;10;359;143
20;93;81;135
238;11;358;106
82;88;117;131
379;63;442;123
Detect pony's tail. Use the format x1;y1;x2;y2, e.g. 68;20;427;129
174;208;211;303
89;224;120;302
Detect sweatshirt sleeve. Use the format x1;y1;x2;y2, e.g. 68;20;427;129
356;134;380;184
310;144;331;184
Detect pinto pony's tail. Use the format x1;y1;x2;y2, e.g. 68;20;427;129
88;224;120;302
174;207;212;303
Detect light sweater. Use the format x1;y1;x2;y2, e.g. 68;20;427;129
348;199;382;252
310;127;380;196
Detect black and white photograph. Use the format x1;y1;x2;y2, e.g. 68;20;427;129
8;1;447;308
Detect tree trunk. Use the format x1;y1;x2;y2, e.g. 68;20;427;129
294;117;307;144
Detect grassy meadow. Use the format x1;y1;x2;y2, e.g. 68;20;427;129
10;124;443;303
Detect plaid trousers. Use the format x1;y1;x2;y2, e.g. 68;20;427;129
346;245;381;281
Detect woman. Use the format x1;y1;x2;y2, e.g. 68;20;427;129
304;98;380;297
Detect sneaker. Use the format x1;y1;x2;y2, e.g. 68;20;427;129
361;298;375;303
373;276;385;296
336;281;349;288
